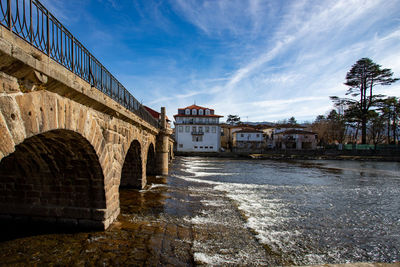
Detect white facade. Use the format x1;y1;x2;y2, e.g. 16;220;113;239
232;129;264;151
174;105;222;152
234;132;263;142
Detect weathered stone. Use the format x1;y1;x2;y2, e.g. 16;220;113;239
0;71;19;93
56;97;65;128
15;92;39;137
0;112;15;158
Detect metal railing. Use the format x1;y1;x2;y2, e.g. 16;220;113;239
0;0;159;128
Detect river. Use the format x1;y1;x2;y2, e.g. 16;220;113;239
0;157;399;266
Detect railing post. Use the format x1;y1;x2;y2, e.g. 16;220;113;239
46;9;50;56
71;37;74;73
100;67;103;92
29;0;33;42
7;0;11;30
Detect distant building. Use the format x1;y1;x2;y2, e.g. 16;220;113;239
232;128;264;152
273;130;318;150
174;105;223;152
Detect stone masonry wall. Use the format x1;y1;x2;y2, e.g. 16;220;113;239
0;71;156;229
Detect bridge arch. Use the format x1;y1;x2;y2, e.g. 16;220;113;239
146;142;156;176
0;129;106;227
120;139;143;189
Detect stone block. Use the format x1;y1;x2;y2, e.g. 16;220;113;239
57;217;78;227
76;108;88;135
15;92;41;138
31;216;56;224
0;96;26;145
0;38;12;57
91;209;106;220
39;92;57;132
0;71;20;93
11;45;37;71
63;207;91;219
56;97;65;128
0;112;15;158
78;219;104;230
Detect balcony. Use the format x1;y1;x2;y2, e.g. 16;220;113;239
191;131;204;135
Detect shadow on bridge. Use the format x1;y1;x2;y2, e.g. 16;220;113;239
0;129;107;230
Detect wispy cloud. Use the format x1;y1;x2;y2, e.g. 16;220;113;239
41;0;400;123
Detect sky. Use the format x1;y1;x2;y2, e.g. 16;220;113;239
41;0;400;123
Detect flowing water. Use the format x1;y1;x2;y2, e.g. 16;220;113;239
178;157;400;265
0;157;399;266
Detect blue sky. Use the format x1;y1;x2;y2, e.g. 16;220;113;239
42;0;400;123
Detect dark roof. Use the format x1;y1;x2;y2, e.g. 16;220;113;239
278;130;316;135
233;128;264;134
274;124;306;129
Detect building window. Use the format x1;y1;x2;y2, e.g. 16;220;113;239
199;126;203;133
241;134;244;137
211;118;216;123
205;109;210;115
192;109;197;115
205;126;209;133
256;134;260;137
194;146;198;149
185;109;190;115
192;136;203;142
192;126;196;132
212;126;216;133
199;117;203;123
205;146;208;149
179;144;183;148
179;126;183;132
210;146;213;149
205;118;209;124
200;146;203;149
199;109;204;115
185;126;190;132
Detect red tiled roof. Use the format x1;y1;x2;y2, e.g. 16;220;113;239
179;104;213;111
175;104;222;118
144;106;170;121
174;114;223;118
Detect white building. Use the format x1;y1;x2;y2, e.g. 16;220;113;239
174;105;223;152
232;128;264;151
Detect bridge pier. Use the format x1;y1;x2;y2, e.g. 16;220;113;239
156;107;172;176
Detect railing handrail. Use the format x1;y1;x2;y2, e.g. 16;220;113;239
0;0;159;128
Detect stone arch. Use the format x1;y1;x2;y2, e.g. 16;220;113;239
146;142;156;176
0;129;106;227
120;139;143;189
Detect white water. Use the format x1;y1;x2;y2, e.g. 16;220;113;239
177;157;400;265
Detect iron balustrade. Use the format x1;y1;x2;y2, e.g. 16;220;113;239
0;0;159;128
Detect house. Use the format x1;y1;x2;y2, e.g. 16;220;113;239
232;128;264;152
221;124;248;150
273;129;318;150
174;105;223;152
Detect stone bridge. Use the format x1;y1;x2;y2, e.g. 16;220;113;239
0;17;173;229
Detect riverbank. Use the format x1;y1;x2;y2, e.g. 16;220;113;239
175;150;400;162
